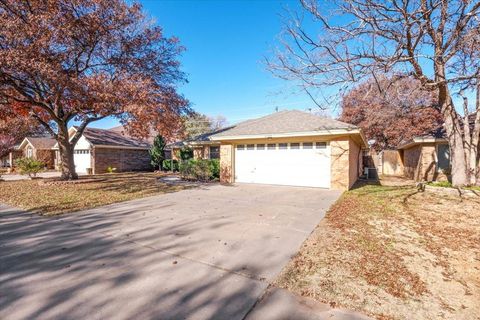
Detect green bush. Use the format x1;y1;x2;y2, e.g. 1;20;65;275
208;159;220;179
162;159;179;171
179;147;194;160
15;157;45;178
179;159;218;181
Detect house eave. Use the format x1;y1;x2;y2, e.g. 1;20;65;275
211;128;366;144
398;137;448;150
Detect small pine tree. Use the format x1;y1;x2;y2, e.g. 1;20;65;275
149;135;166;170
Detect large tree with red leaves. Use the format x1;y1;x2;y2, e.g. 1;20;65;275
0;0;188;179
339;75;443;151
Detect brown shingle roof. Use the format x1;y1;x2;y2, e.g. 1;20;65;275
80;127;151;148
26;137;57;149
211;110;357;138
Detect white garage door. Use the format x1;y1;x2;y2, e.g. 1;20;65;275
234;142;331;188
73;149;91;173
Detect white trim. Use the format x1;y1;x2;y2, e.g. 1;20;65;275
18;138;35;151
398;137;448;150
211;128;363;141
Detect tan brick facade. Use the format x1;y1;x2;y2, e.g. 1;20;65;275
219;144;234;183
92;147;151;174
330;137;360;190
403;143;448;182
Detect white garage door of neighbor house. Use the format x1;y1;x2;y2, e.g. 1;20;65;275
73;150;91;173
234;142;331;188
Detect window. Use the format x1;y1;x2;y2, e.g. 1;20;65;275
236;144;245;150
267;143;276;150
316;142;327;149
247;144;255;150
302;142;313;149
256;144;265;150
26;147;33;158
279;143;287;150
437;144;450;171
74;150;90;154
209;146;220;159
290;143;300;149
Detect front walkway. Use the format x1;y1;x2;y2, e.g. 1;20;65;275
0;184;357;319
1;171;62;181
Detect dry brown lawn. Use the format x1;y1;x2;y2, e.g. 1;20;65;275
276;179;480;320
0;172;188;215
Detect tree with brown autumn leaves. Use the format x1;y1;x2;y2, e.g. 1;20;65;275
0;116;46;160
339;75;443;151
0;0;188;180
269;0;480;186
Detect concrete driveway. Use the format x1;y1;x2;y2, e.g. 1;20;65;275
0;183;341;320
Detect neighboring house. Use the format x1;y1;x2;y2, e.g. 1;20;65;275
397;128;450;182
17;137;57;169
173;110;368;190
168;127;234;161
53;127;152;174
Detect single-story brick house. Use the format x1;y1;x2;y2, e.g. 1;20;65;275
397;129;450;182
16;136;57;169
53;126;152;174
172;110;368;190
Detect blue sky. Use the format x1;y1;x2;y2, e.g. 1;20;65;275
91;0;321;128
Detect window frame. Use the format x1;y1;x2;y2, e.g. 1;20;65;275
256;144;265;150
209;146;220;159
302;142;313;149
315;142;327;149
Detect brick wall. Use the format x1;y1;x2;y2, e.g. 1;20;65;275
93;147;152;174
403;143;448;182
36;149;55;169
219;144;233;183
349;138;361;188
330;138;351;190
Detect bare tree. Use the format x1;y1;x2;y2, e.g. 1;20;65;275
268;0;480;186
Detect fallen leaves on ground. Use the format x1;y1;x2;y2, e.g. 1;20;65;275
275;179;480;320
0;172;187;215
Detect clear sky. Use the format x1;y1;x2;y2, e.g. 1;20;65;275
91;0;322;129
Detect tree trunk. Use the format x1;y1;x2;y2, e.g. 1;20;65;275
440;90;468;186
57;128;78;180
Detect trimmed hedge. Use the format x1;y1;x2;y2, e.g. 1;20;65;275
179;159;219;181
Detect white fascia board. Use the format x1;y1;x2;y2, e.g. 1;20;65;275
187;141;221;146
18;138;32;150
398;137;448;150
210;128;362;141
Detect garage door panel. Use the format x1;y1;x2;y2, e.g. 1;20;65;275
73;149;91;173
234;143;331;188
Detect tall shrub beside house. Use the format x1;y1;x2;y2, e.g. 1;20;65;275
149;135;166;170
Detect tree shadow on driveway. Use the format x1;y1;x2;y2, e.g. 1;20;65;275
0;205;270;320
